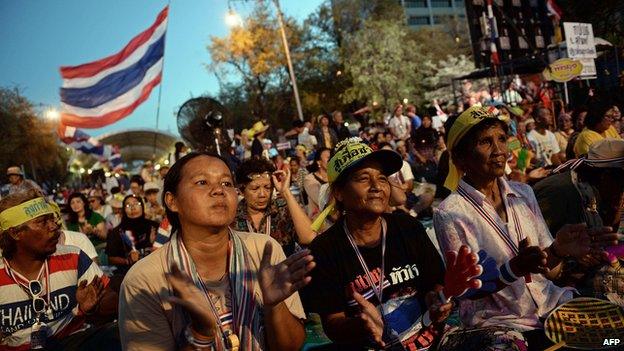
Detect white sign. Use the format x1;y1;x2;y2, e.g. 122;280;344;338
579;58;597;78
564;22;597;58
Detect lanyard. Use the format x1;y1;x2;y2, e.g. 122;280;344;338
246;216;271;237
343;218;387;304
457;184;522;255
3;258;51;318
175;233;239;350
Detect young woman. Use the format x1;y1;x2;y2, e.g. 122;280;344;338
106;194;159;276
119;152;315;351
66;192;106;247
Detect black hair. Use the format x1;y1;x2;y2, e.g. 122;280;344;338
235;157;276;186
585;99;612;130
111;186;121;195
121;194;146;221
377;142;392;150
290;155;301;163
292;120;304;128
306;147;331;173
174;141;186;162
129;175;144;186
67;192;93;224
162;152;232;235
452;119;508;165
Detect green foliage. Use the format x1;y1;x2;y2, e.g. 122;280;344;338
342;20;424;112
0;87;69;188
421;54;476;104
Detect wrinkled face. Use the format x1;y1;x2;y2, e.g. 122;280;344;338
457;124;508;181
130;182;142;196
165;156;237;230
124;196;143;219
335;160;390;216
243;175;273;212
70;197;85;214
8;175;21;185
16;214;62;259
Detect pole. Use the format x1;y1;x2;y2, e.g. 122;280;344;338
153;2;171;156
272;0;304;122
563;81;569;105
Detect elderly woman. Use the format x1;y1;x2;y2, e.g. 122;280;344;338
305;138;482;350
231;157;316;256
119;152;314;351
435;106;620;348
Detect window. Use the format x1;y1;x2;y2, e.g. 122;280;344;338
404;0;428;8
431;0;452;7
408;16;431;25
455;0;465;6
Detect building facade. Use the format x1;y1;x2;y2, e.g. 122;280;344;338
401;0;467;29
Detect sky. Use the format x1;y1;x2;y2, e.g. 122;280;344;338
0;0;324;137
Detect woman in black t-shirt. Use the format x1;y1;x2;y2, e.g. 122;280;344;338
106;194;158;276
304;139;482;350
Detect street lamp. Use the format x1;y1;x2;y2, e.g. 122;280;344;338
225;1;304;122
225;8;243;27
45;108;60;121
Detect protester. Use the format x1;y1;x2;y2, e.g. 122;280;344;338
171;141;189;165
435;106;620;348
288;155;308;206
305;138;482;349
411;115;439;182
119;152;314;350
574;101;623;157
527;107;564;167
88;191;112;219
332;110;351;141
251;121;270;158
143;182;165;222
0;190;118;350
231;157;316;256
128;176;144;198
406;104;422;135
106;194;158;278
140;161;155;183
105;196;123;231
388;104;411;141
66;192;107;247
554;111;575;153
303;148;331;218
315;114;338;150
4;166;42;196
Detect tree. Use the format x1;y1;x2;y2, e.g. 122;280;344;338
342;20;425;113
208;3;304;124
421;54;478;104
0;87;69;189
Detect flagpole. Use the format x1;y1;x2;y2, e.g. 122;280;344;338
153;2;171;157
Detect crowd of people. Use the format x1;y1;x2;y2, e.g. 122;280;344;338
1;78;623;351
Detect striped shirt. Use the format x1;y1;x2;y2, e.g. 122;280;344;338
0;245;108;350
434;178;574;331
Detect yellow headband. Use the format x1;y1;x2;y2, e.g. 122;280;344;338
0;197;60;231
444;106;505;191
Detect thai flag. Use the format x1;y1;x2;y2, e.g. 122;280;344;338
546;0;563;21
59;6;168;129
57;124;124;166
486;0;500;66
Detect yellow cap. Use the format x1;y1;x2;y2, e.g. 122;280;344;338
444;106;506;191
327;138;402;183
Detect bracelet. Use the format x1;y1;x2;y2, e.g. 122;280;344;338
184;325;216;350
499;260;519;285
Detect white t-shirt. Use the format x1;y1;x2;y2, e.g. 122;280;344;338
527;129;560;167
389;115;411;140
60;230;98;260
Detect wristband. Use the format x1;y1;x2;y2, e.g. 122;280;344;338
184;325;216;350
499;260;519;285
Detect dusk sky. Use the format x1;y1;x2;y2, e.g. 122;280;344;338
0;0;324;137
